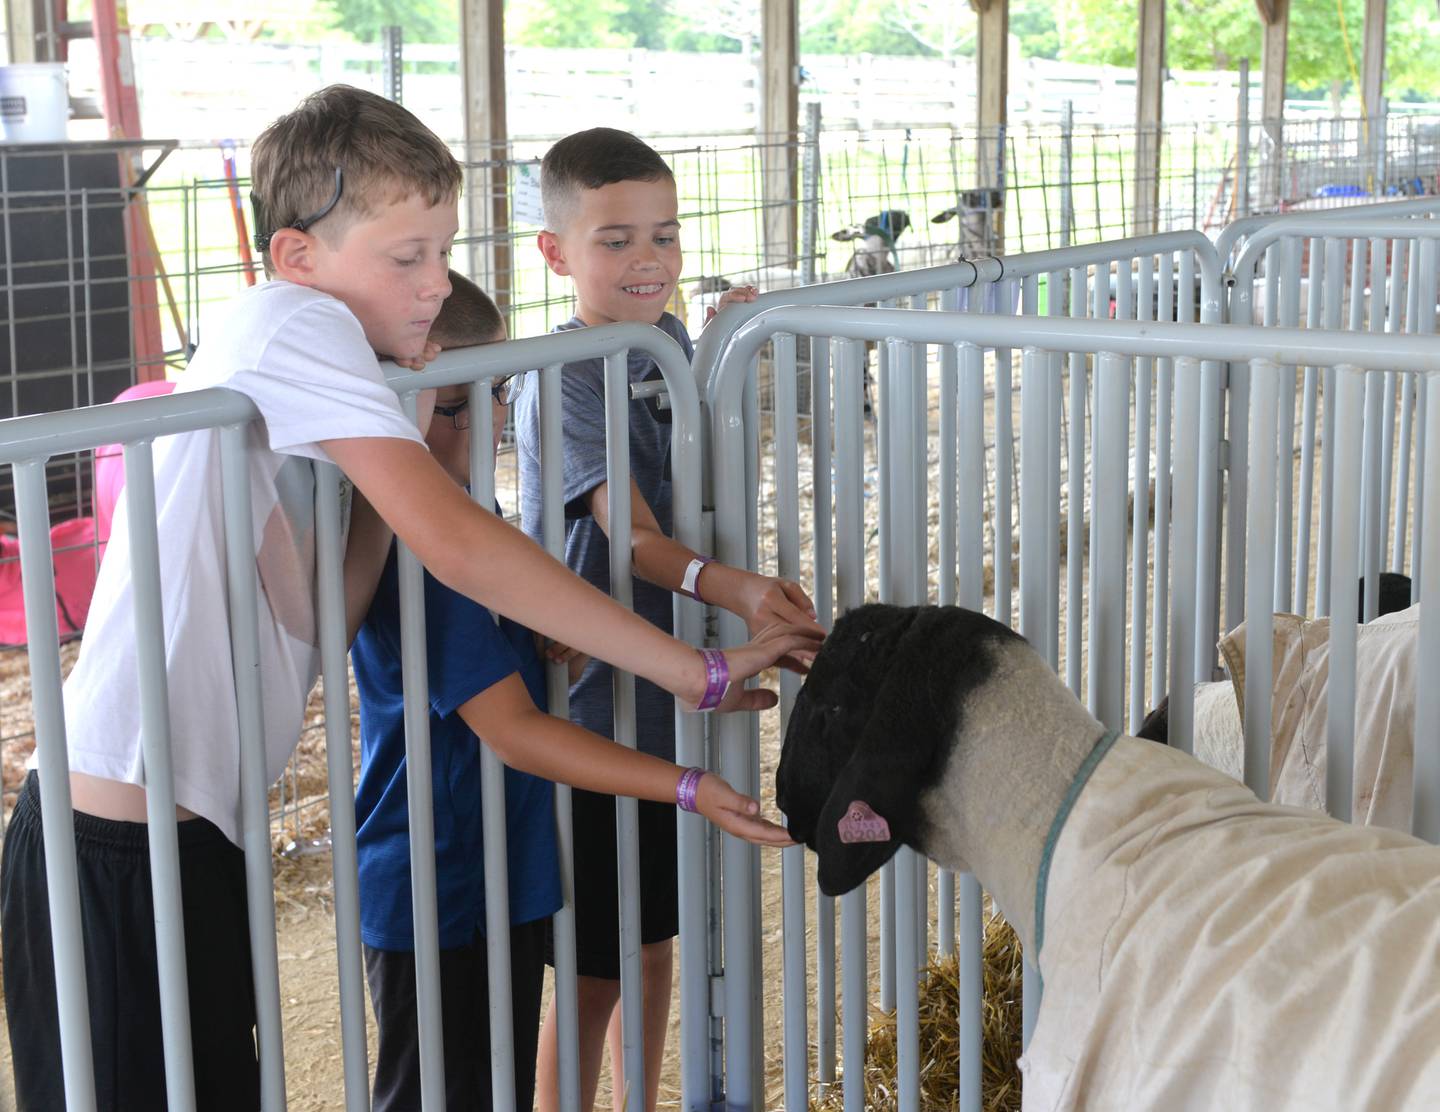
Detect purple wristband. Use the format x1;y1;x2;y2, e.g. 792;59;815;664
676;767;705;813
696;648;730;711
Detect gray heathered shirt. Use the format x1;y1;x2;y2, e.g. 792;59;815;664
513;313;693;759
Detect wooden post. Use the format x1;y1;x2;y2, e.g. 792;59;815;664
1360;0;1387;188
1257;0;1289;210
3;0;47;61
460;0;512;316
1134;0;1166;235
1361;0;1387;125
972;0;1009;253
760;0;799;268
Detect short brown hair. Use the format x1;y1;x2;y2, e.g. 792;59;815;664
430;271;505;348
251;85;462;274
540;128;674;231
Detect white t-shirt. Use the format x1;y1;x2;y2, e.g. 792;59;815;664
55;281;423;845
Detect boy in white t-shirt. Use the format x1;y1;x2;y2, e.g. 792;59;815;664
0;86;818;1111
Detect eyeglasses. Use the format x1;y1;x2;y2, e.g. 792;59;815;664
431;377;520;431
251;167;344;252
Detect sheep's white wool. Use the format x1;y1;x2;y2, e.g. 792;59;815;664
1022;735;1440;1111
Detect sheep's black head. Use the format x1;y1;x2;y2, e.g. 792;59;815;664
777;603;1022;897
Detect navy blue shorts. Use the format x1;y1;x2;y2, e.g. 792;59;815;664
1;771;259;1111
546;789;679;980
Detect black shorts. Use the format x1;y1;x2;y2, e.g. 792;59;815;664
546;788;679;980
0;771;259;1111
365;920;546;1112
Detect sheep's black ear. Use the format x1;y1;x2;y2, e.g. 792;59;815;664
832;228;858;242
812;757;905;897
932;208;958;225
807;606;975;897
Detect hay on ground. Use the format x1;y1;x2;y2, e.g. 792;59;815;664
814;911;1023;1112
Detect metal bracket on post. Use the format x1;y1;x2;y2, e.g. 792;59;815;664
382;25;403;104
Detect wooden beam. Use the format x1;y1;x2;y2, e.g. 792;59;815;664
760;0;799;268
1361;0;1386;123
976;0;1008;251
459;0;511;316
1134;0;1165;234
4;0;48;62
1259;0;1289;208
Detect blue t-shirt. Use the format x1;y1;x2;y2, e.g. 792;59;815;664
352;542;562;951
513;312;693;759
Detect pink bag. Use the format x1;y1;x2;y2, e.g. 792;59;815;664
0;516;100;647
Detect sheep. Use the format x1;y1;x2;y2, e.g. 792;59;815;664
777;602;1440;1110
831;210;911;278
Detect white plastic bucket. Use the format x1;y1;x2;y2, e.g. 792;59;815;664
0;64;69;144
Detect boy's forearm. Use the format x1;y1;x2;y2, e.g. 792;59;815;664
464;683;682;801
325;438;706;703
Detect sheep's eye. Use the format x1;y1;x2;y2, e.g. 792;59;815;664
859;631;871;643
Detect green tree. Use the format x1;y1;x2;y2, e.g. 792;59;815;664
506;0;636;47
323;0;457;43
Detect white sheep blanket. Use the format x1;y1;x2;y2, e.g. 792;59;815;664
1194;604;1419;829
1021;733;1440;1111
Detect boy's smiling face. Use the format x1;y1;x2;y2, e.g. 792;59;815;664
278;190;458;361
537;177;682;327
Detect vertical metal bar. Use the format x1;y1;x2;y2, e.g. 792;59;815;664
1047;276;1065;671
539;361;583;1112
396;550;444;1106
14;459;97;1112
1274;238;1301;613
1059;101;1074;249
1317;238;1347;615
1152;255;1175;708
1170;357;1203;753
800;104;822;286
460;378;519;1111
1296;239;1324;615
937;293;960;962
1412;371;1440;841
1088;352;1129;730
886;335;921;1112
1130;260;1154;732
1359;239;1387;621
1327;364;1365;824
994;289;1015;626
1415;239;1437;600
957;340;985;1112
833;337;868;1112
774;333;810;1112
810;338;837;1089
218;424;287;1111
601;350;646;1112
313;462;370;1111
1381;242;1410;558
120;440;198;1112
1066;266;1086;697
1243;360;1280;798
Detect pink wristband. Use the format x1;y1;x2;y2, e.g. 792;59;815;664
696;648;731;711
676;767;705;813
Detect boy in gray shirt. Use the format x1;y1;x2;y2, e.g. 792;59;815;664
514;127;822;1112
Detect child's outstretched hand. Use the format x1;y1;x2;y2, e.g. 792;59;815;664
694;620;825;714
694;772;794;847
737;573;822;670
704;284;759;325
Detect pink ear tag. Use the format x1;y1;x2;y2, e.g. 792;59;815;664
838;801;891;844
